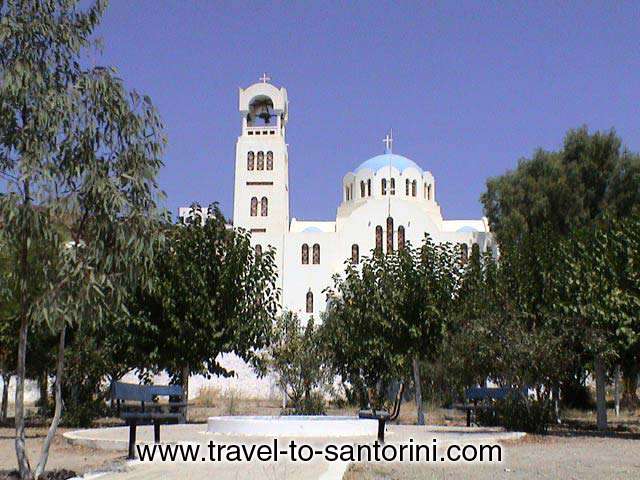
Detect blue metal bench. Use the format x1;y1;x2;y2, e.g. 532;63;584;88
464;387;525;427
111;382;186;459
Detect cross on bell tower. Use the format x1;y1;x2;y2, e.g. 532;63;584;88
383;129;393;153
259;72;271;83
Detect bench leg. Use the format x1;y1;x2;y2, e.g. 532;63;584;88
466;408;471;427
128;420;137;460
154;420;161;444
377;419;385;444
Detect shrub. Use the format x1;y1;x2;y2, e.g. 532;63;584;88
495;395;554;434
267;312;330;415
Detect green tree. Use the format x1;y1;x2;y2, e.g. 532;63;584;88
127;204;279;419
481;127;640;430
0;1;165;477
322;236;460;423
267;311;329;414
558;216;640;429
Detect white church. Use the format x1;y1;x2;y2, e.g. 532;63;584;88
180;77;493;397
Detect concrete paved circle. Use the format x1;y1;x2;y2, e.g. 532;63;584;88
64;423;524;452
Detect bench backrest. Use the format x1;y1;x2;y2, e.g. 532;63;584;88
465;387;523;401
111;382;183;402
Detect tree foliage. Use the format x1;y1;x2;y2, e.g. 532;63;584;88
0;1;166;476
128;204;280;389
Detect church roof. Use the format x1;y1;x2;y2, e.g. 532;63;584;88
355;153;422;174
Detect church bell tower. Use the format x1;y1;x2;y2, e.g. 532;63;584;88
232;75;290;267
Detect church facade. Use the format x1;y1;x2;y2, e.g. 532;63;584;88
225;79;491;319
178;78;492;398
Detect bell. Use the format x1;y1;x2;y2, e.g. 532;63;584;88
258;111;271;124
257;104;271;124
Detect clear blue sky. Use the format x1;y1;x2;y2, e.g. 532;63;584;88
95;1;640;221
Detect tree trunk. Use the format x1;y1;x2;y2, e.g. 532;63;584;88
595;356;608;431
181;365;189;423
621;363;639;410
35;326;66;479
38;372;49;414
15;314;33;480
552;384;561;424
412;357;425;426
1;373;10;422
16;179;33;480
614;366;621;417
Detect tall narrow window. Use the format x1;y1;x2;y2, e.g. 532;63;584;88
398;226;405;250
390;178;396;195
345;186;349;201
255;244;262;256
460;243;469;264
261;197;268;216
360;181;365;198
250;197;258;216
266;151;273;170
247;151;255;170
406;179;410;196
381;178;387;195
351;244;359;263
257;151;264;170
427;184;432;200
306;290;313;313
301;244;309;264
375;225;383;255
312;244;320;264
411;180;417;197
423;183;427;198
386;217;394;253
367;179;372;196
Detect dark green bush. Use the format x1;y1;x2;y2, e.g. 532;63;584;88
495;395;554;434
282;391;326;416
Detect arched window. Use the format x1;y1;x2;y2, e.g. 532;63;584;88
351;244;359;263
360;181;365;198
381;178;387;195
398;226;405;250
257;151;264;170
460;243;469;264
427;184;432;200
411;180;417;197
250;197;258;216
312;244;320;264
266;151;273;170
306;290;313;313
390;178;396;195
255;244;262;256
375;226;383;255
406;179;410;196
247;151;255;170
423;183;427;198
386;217;394;253
367;179;372;196
261;197;268;216
345;186;349;201
301;244;309;264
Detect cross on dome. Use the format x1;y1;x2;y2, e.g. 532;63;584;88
259;73;271;83
383;130;393;153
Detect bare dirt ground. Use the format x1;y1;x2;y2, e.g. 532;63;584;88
0;426;123;479
344;434;640;479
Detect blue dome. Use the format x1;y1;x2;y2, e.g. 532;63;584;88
456;226;479;233
302;226;322;233
355;153;422;174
